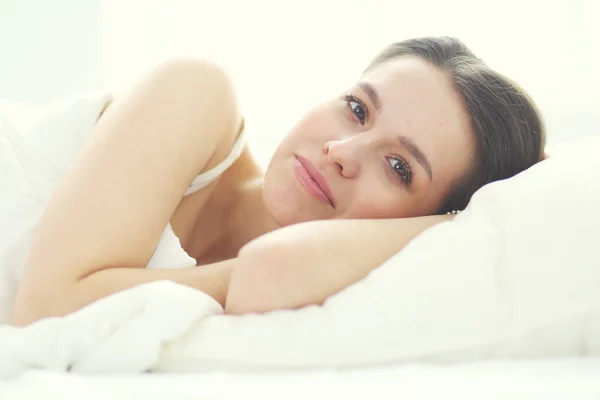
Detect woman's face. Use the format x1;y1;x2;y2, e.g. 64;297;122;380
263;56;476;226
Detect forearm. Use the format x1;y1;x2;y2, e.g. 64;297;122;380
12;259;235;326
226;215;453;314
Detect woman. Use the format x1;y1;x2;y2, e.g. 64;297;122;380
11;37;545;326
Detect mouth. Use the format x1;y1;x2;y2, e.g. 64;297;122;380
293;154;336;208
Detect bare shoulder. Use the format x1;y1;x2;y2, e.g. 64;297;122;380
153;56;243;131
101;57;243;160
150;57;237;95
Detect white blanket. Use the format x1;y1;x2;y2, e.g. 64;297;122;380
0;281;220;377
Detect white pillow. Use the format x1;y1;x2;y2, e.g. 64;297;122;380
157;135;600;371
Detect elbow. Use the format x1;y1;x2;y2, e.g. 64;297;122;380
11;294;51;327
11;285;70;327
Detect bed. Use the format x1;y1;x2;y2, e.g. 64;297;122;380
3;359;600;400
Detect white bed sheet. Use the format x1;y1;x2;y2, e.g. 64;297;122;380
2;359;600;400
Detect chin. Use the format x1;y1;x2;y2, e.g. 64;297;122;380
262;186;303;227
261;178;325;227
264;151;337;226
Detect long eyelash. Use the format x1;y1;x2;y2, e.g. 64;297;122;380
344;93;368;125
388;156;413;187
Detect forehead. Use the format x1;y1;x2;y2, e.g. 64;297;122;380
363;56;475;185
363;56;468;128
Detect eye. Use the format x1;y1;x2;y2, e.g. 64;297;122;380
386;156;412;186
344;94;368;125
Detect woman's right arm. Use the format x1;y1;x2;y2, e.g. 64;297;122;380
12;58;242;326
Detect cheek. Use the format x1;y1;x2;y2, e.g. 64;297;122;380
346;192;440;219
342;176;443;219
343;186;406;219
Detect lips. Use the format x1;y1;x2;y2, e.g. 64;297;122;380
293;154;336;208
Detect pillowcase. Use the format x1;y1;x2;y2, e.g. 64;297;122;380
157;135;600;371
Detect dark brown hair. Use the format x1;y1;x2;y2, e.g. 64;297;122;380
365;37;546;213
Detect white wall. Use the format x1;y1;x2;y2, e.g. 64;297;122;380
102;0;600;167
0;0;103;103
2;0;598;154
2;0;598;159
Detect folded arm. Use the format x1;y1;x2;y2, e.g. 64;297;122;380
225;214;453;314
12;59;242;326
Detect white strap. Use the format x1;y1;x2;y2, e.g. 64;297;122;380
183;129;247;196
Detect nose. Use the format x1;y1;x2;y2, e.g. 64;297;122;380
323;137;361;178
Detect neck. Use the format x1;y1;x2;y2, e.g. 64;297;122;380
222;177;281;255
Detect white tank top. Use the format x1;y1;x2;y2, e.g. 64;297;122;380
183;128;246;196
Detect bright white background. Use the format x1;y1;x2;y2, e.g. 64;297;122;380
1;0;598;168
0;0;103;103
101;0;600;167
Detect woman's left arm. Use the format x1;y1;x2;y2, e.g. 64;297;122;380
225;214;453;314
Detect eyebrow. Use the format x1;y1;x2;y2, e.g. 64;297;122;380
358;81;382;111
396;135;433;181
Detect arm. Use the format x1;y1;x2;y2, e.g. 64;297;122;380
225;214;454;315
12;59;241;326
14;260;236;324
